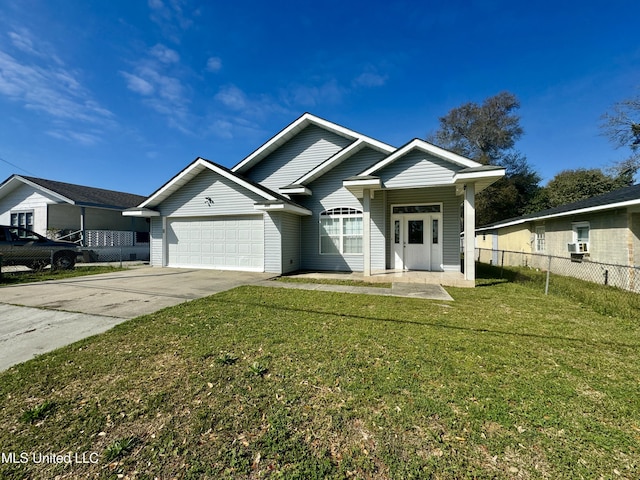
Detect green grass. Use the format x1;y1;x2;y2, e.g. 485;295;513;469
0;267;638;479
0;266;128;285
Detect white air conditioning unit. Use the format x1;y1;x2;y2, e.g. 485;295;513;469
568;242;589;253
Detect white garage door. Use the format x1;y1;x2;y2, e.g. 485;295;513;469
167;216;264;271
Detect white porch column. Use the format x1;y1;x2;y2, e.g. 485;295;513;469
463;183;476;282
80;206;86;247
363;188;371;277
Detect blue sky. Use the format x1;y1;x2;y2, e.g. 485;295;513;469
0;0;638;196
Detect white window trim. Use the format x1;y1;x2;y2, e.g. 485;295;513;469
319;207;363;255
535;225;546;252
572;221;590;243
390;203;442;215
10;211;34;230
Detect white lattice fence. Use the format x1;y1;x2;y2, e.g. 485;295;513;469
85;230;134;247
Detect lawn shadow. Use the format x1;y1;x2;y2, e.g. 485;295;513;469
209;294;638;351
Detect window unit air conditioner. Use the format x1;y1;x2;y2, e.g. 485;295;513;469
567;242;589;253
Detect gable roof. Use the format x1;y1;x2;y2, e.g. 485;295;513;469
279;138;395;195
0;174;146;209
231;112;394;175
136;157;311;216
477;183;640;232
359;138;481;176
344;138;505;196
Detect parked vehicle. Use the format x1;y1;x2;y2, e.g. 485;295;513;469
0;225;81;270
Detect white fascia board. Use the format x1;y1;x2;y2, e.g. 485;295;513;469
139;160;204;208
295;140;365;185
141;158;277;208
232;115;312;173
453;169;506;182
122;208;160;217
8;176;74;204
343;178;381;188
279;186;312;195
293;138;396;186
361;139;480;177
477;198;640;232
254;202;312;216
232;113;394;174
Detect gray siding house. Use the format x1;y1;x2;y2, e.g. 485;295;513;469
126;114;504;283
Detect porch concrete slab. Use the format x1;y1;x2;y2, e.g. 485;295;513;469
255;279;454;301
283;270;474;288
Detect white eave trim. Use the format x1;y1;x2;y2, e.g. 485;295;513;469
476;198;640;232
2;176;74;204
254;202;312;216
232;113;394;174
140;157;277;208
360;139;480;177
291;138;395;187
122;208;160;217
279;186;312;195
453;169;506;182
343;178;382;188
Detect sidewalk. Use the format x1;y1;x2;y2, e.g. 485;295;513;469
255;279;454;301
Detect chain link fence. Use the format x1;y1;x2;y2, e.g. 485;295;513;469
0;247;147;281
476;248;640;319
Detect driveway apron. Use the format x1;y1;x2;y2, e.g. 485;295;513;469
0;267;273;370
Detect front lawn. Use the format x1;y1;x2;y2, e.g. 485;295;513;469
0;269;638;479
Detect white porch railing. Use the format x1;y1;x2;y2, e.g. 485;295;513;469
52;229;149;247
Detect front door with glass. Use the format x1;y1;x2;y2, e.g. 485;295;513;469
392;205;442;271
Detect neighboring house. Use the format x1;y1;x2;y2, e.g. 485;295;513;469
125;113;505;283
0;175;150;259
476;183;640;268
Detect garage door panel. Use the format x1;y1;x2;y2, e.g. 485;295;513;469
168;215;263;271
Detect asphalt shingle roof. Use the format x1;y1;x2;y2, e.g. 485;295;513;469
479;183;640;230
15;175;147;209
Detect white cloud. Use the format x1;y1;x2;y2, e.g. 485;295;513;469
206;56;222;72
8;28;36;55
282;79;346;107
352;71;387;88
150;43;180;64
215;84;247;110
120;72;155;95
46;129;102;146
0;50;114;125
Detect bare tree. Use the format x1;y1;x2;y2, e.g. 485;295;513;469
601;93;640;159
428;92;540;225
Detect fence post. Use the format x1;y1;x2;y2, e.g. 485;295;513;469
50;250;55;271
604;269;609;286
545;255;551;295
119;247;123;268
0;254;3;281
500;250;505;278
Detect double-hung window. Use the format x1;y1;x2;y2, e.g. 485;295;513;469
535;226;546;252
320;207;363;254
10;212;34;232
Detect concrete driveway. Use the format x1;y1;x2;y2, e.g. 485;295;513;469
0;267;273;371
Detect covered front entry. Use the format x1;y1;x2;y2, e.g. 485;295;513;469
167;215;264;271
391;205;443;271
